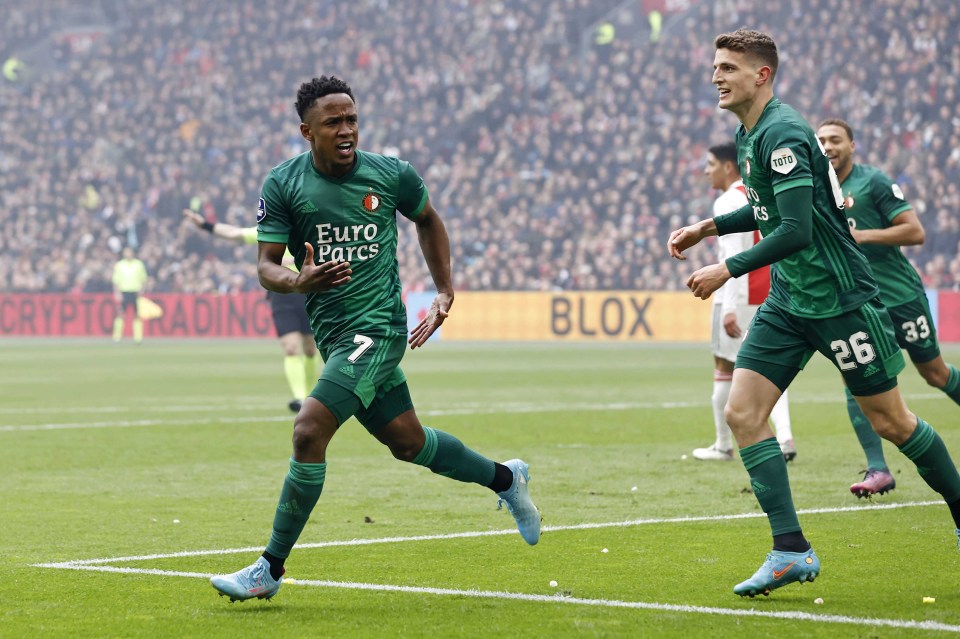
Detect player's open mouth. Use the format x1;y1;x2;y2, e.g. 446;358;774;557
718;89;730;99
336;142;353;156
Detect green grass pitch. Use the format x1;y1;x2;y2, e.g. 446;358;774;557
2;339;959;637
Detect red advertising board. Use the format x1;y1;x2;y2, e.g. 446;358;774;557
938;291;960;342
0;293;275;337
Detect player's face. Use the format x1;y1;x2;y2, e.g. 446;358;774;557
704;153;727;190
712;49;761;114
816;124;855;175
300;93;359;177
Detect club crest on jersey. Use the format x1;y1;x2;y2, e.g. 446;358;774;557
257;197;266;223
845;194;855;209
770;147;797;175
362;192;382;212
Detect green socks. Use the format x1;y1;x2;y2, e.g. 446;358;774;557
412;426;496;486
942;365;960;405
898;418;960;504
740;438;802;536
265;459;326;560
845;387;888;471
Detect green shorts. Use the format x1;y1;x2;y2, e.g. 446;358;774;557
309;330;410;429
736;298;905;397
311;377;414;433
887;292;941;364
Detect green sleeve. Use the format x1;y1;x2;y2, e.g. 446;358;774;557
725;186;813;277
761;123;814;195
714;203;758;235
870;170;912;223
396;160;429;219
257;172;291;244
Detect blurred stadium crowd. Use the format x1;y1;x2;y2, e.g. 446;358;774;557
2;0;958;295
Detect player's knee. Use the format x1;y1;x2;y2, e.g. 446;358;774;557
862;410;911;444
723;402;752;432
383;429;425;462
919;366;948;389
291;419;331;456
391;444;420;462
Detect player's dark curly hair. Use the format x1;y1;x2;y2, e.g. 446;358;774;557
295;76;355;122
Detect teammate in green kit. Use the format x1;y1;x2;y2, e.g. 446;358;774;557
817;118;960;499
210;76;541;603
668;28;960;598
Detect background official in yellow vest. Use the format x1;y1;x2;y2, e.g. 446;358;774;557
112;247;149;343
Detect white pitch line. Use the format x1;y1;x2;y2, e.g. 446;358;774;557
1;392;948;432
34;499;942;568
30;565;960;634
32;500;957;632
0;415;293;432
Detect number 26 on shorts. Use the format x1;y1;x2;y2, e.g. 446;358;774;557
830;331;876;371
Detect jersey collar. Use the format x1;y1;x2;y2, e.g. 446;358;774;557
739;97;780;137
309;149;363;184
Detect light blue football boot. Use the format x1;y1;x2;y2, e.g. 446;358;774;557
733;548;820;597
497;459;542;545
211;556;283;602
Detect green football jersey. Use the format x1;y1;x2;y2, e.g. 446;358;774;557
735;98;878;318
257;150;428;352
840;164;920;307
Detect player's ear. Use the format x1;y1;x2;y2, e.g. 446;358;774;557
300;122;312;142
756;65;772;86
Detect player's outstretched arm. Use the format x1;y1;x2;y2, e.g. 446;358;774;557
409;200;453;349
668;218;718;260
182;209;249;243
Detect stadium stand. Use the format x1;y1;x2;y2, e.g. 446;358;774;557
1;0;957;294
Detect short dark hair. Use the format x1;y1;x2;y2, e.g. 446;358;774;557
817;118;854;141
295;76;355;121
714;28;779;81
709;142;738;164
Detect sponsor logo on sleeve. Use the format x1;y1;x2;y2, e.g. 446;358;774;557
891;184;905;200
257;197;266;223
770;147;797;175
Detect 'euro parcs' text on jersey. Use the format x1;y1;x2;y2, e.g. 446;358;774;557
735;98;878;318
840;164;921;307
256;150;428;353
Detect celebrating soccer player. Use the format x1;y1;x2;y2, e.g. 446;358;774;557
210;76;541;603
668;29;960;597
816;118;960;498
